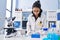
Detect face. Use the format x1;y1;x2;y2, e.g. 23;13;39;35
32;7;40;16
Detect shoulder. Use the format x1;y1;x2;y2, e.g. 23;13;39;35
40;11;47;21
41;11;46;18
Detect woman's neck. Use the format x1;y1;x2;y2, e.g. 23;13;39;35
34;15;39;21
35;15;38;18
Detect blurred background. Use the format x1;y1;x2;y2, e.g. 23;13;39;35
0;0;60;40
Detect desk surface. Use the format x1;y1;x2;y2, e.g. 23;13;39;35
4;35;45;40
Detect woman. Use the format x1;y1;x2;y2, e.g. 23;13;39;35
27;1;47;35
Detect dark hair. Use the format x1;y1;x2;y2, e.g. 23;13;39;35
32;8;42;17
32;9;42;21
32;1;42;20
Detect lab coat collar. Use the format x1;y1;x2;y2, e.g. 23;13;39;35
32;16;41;22
32;15;41;21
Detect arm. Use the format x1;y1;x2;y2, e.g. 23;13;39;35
26;16;31;35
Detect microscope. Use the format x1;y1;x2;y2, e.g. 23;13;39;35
5;17;17;38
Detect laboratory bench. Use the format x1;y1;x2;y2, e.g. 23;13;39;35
3;27;60;40
4;32;60;40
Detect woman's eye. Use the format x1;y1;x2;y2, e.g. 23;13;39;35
34;10;39;12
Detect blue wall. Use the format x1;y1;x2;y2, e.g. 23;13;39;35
40;0;58;10
0;0;6;28
15;0;36;9
15;0;58;10
58;0;60;9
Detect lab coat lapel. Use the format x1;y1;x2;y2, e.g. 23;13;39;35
31;17;36;31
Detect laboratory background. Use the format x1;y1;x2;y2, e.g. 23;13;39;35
0;0;60;40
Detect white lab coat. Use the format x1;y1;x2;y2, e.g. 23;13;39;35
27;12;47;35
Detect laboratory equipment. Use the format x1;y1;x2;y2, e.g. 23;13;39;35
43;33;58;40
31;33;40;38
57;12;60;20
13;21;20;28
46;10;59;34
22;11;31;29
58;35;60;40
47;10;57;21
12;11;22;29
4;17;17;38
22;21;27;29
56;10;60;35
43;28;48;31
47;33;58;39
42;28;48;35
47;10;57;28
43;38;48;40
51;22;56;28
22;11;31;21
48;21;56;32
48;21;56;28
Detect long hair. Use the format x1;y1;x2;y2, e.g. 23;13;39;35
32;1;42;20
32;9;42;20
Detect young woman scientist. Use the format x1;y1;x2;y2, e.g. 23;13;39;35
27;1;47;35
